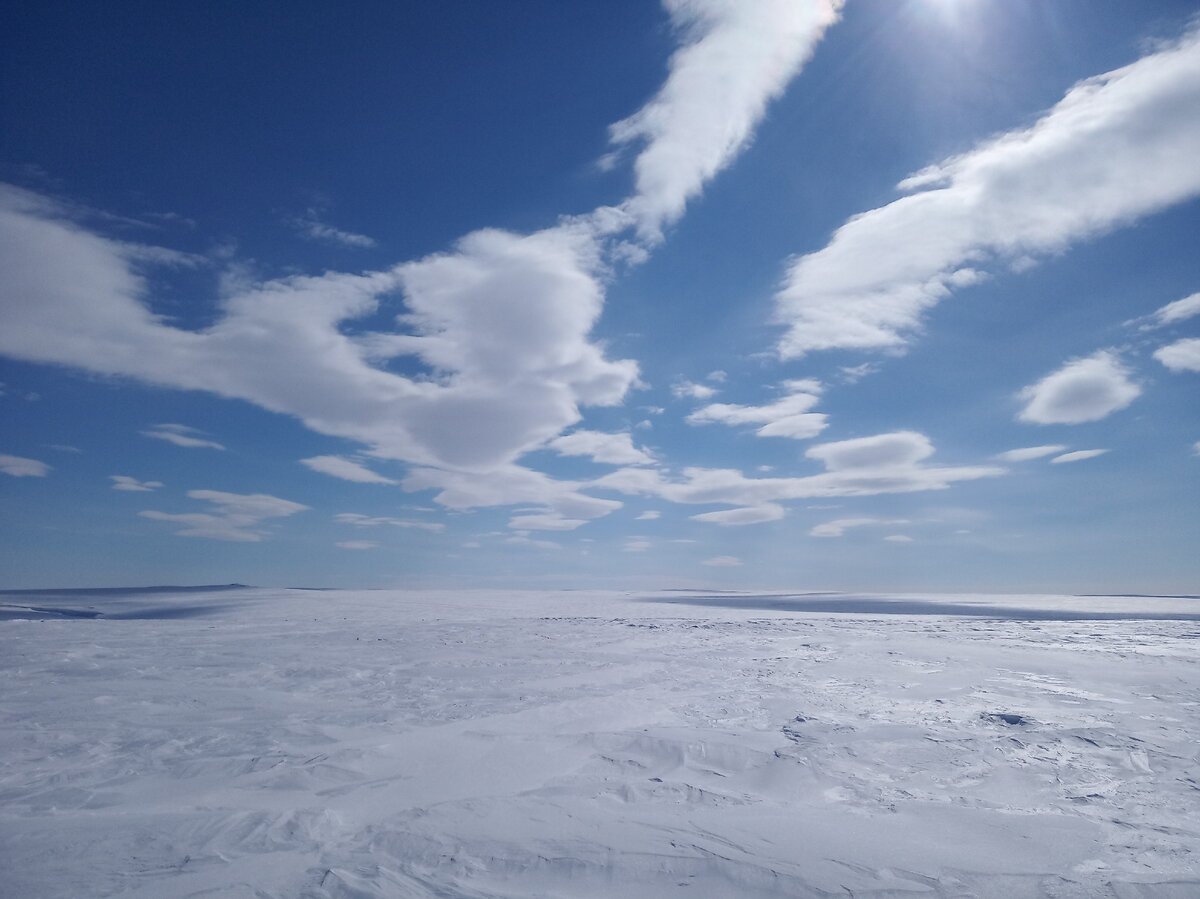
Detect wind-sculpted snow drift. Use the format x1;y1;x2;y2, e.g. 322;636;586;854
2;588;1199;897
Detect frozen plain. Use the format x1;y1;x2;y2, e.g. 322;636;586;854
2;587;1198;898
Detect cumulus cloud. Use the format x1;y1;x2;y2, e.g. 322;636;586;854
336;540;378;550
0;186;635;474
1050;449;1109;464
610;0;841;240
0;453;50;477
1017;351;1141;424
290;209;377;248
884;534;914;543
300;455;397;484
141;424;225;450
1154;337;1200;372
994;445;1068;462
333;512;444;532
111;475;163;492
672;380;718;400
810;517;907;538
141;489;308;541
687;379;827;440
775;28;1200;357
548;430;655;465
702;555;742;567
690;503;785;526
623;538;653;552
635;510;661;520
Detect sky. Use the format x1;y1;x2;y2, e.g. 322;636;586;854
1;0;1198;593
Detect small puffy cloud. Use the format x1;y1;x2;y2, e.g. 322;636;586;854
884;534;914;543
672;380;718;400
706;370;727;382
688;379;827;440
142;424;225;450
635;510;661;520
1050;449;1109;464
623;538;652;552
702;555;742;567
301;454;397;484
111;475;163;492
336;540;378;550
290;209;377;248
690;503;785;526
805;430;932;470
547;430;655;466
1154;338;1200;373
775;28;1200;358
334;512;444;532
0;453;50;477
994;445;1067;462
810;517;908;538
141;489;308;542
1193;441;1200;456
1017;351;1140;424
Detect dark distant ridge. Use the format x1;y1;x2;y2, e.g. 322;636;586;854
0;584;250;597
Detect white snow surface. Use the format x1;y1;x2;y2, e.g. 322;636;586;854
2;587;1199;898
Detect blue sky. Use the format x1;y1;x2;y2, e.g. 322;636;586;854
2;0;1198;592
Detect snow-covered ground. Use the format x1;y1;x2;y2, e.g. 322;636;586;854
2;587;1198;897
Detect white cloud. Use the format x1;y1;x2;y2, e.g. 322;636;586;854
1050;449;1109;464
300;455;397;484
404;464;621;525
140;489;308;542
810;517;908;538
610;0;841;240
547;430;655;465
111;475;163;492
141;423;225;450
594;431;1002;511
0;5;841;520
0;454;50;477
291;209;377;248
333;512;444;532
884;534;914;543
775;28;1200;357
1018;351;1141;424
1193;441;1200;456
507;513;588;532
994;445;1068;462
690;503;785;526
1154;337;1200;372
702;555;742;567
672;380;718;400
706;369;727;382
635;510;661;520
623;538;652;552
1143;291;1200;328
504;534;561;550
336;540;378;550
687;379;827;440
